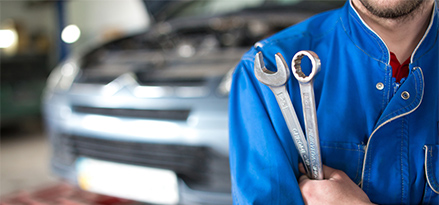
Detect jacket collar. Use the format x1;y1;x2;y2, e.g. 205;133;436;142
341;0;438;65
411;1;438;64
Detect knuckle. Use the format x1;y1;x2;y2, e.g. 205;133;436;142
333;169;348;178
299;181;315;195
299;181;309;192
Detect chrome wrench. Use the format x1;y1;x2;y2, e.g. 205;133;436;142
254;52;312;178
291;50;323;180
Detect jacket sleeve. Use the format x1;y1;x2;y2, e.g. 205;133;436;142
228;49;305;205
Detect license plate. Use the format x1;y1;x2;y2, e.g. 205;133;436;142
76;157;179;204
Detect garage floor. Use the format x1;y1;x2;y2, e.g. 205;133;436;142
1;120;56;196
0;119;142;204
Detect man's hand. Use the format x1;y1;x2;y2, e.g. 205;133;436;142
298;163;374;205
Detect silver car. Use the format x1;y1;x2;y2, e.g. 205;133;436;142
42;0;343;204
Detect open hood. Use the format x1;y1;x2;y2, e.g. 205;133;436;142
143;0;345;23
143;0;193;22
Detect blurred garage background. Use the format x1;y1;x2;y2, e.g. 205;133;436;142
1;0;344;204
1;1;150;203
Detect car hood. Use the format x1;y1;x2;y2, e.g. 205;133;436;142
144;0;345;23
73;0;345;92
143;0;192;22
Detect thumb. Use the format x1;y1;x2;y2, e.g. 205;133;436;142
322;164;344;180
299;163;343;180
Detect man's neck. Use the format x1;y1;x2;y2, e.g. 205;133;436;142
351;0;434;62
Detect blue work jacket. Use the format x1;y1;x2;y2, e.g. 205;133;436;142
229;1;439;204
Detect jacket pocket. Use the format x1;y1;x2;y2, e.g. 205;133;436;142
320;141;366;184
423;145;439;204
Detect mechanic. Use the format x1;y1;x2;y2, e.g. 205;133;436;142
229;0;438;204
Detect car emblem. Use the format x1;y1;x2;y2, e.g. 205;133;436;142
101;72;139;96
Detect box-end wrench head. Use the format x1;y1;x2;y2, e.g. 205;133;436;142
292;51;321;83
292;50;323;180
254;52;312;178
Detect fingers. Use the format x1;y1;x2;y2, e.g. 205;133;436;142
298;174;309;184
322;164;346;180
321;164;337;179
298;163;310;185
299;163;306;174
298;163;344;180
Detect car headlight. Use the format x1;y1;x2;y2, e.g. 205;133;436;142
45;58;80;92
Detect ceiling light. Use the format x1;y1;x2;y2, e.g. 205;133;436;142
61;24;81;44
0;29;17;48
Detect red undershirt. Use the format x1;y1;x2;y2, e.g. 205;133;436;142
390;52;410;83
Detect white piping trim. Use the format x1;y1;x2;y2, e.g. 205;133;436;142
424;145;439;194
349;0;390;65
410;0;437;63
360;68;425;189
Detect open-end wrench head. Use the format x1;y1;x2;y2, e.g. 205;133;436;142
254;52;289;87
292;50;321;83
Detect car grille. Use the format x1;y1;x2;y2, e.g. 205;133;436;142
72;106;191;121
62;134;231;193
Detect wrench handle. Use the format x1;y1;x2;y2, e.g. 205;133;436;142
299;82;324;180
270;86;313;178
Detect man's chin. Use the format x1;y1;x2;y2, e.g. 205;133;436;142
358;0;424;19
